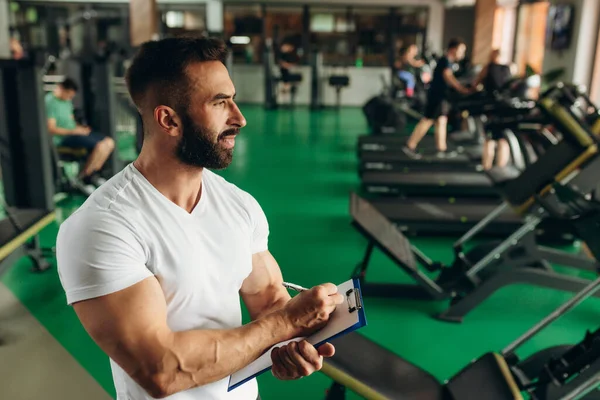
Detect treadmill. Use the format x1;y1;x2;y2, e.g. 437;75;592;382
359;97;536;173
365;105;560;235
360;98;536;197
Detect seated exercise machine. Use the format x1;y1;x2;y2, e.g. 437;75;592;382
351;85;600;322
0;58;57;275
322;166;600;400
43;56;127;195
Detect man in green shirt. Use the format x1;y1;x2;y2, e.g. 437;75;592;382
45;78;115;188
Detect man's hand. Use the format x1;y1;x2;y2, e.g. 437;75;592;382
271;340;335;380
73;125;91;135
278;283;344;336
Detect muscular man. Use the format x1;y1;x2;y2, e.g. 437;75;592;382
56;36;343;400
45;78;115;190
403;38;472;159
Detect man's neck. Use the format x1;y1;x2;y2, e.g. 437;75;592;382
134;151;204;214
446;52;456;62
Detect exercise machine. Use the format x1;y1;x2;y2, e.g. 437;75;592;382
324;170;600;399
43;56;133;195
365;103;557;237
324;273;600;399
0;58;57;275
351;85;600;322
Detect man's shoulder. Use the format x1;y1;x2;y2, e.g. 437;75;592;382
61;167;141;228
44;92;55;104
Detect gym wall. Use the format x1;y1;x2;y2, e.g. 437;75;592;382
443;6;475;61
541;0;600;87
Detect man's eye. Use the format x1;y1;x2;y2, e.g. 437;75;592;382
215;101;226;106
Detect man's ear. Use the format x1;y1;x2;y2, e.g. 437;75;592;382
154;106;181;137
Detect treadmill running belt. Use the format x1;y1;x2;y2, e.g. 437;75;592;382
362;171;492;187
361;152;471;164
371;198;520;223
325;333;444;400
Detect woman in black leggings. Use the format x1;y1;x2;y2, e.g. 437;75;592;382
473;49;513;170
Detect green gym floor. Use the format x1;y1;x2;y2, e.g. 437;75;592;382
2;105;600;399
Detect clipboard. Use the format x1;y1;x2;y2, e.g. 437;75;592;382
228;278;367;391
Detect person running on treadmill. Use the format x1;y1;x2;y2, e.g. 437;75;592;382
473;49;513;170
45;78;115;191
403;38;473;159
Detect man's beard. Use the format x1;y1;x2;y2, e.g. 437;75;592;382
175;111;239;169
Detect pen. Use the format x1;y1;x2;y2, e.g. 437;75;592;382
282;281;309;292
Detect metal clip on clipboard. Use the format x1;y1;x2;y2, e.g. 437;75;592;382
346;288;363;313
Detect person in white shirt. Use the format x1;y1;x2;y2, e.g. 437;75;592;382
56;36;344;400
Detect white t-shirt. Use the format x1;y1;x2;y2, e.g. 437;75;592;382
56;163;268;400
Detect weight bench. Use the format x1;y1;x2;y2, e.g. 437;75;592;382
322;333;524;400
323;333;445;400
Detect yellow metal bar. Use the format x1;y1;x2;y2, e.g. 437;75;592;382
539;97;594;147
515;145;598;214
0;212;56;262
593;117;600;136
493;353;524;400
321;363;390;400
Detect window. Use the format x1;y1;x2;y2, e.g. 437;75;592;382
352;8;390;67
309;7;354;66
265;5;305;62
224;4;264;64
160;5;206;37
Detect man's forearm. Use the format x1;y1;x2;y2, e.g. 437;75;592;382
49;127;76;136
253;296;290;320
245;284;291;321
144;311;295;397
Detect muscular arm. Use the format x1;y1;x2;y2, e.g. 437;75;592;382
72;277;296;399
240;250;292;320
443;68;471;94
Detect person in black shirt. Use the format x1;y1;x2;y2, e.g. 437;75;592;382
403;38;473;159
278;41;300;96
473;49;513;170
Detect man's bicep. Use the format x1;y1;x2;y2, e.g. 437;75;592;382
242;251;284;295
73;276;171;381
240;251;290;320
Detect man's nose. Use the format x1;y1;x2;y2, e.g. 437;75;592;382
229;103;246;128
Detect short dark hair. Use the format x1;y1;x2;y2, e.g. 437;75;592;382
60;77;79;92
447;38;466;51
125;36;228;113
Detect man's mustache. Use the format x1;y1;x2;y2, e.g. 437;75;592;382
218;128;240;140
